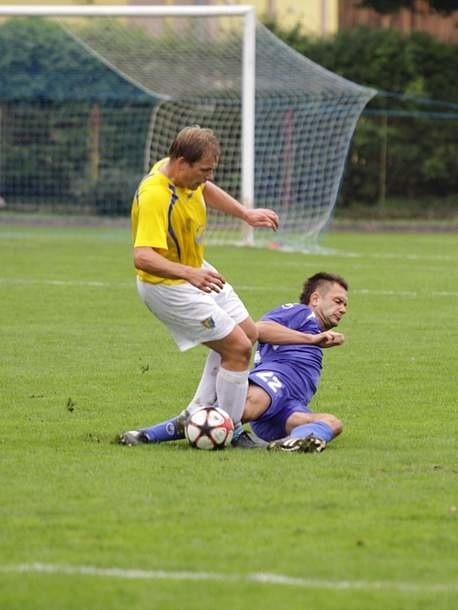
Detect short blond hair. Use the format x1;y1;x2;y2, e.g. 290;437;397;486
169;125;220;164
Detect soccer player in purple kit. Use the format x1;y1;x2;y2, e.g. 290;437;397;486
242;271;348;452
120;271;348;453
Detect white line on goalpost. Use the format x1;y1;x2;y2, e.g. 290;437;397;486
0;4;256;245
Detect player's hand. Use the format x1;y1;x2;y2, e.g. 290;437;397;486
186;268;225;293
244;208;279;231
315;331;345;348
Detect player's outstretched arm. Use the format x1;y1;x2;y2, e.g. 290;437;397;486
204;181;279;231
257;321;344;347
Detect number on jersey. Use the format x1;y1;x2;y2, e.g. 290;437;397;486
254;371;283;393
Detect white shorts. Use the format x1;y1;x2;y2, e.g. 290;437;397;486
136;262;250;352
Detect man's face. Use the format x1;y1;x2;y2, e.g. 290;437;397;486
176;152;219;190
310;282;348;330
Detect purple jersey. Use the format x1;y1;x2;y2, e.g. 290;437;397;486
249;303;323;405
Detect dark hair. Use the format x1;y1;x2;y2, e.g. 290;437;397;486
169;125;220;164
299;272;348;305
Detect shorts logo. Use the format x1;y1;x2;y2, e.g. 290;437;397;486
201;316;216;329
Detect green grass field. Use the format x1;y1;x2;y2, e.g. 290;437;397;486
1;223;457;610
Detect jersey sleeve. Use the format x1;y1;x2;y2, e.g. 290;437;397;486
133;183;169;249
262;304;319;333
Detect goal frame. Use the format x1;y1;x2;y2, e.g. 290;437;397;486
0;4;257;244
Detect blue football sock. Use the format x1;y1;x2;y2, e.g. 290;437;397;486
141;417;185;443
290;421;334;443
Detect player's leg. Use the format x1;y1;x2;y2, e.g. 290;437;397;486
242;382;273;421
128;322;255;445
267;411;343;453
186;349;221;411
119;280;217;446
244;370;343;453
286;411;343;439
242;375;293;447
204;323;252;425
119;412;187;446
120;325;253;446
227;381;272;448
120;277;253;445
198;270;257;428
170;262;257;426
120;331;252;447
128;333;249;446
185;312;257;413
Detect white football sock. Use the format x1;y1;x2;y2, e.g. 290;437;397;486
215;367;249;425
185;350;221;413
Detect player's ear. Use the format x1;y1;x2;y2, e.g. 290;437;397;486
309;291;320;307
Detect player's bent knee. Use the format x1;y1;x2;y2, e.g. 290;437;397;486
221;336;252;369
207;327;253;368
305;412;343;436
231;333;252;359
324;414;343;436
238;341;253;367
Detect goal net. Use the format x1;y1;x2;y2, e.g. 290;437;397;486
0;6;375;251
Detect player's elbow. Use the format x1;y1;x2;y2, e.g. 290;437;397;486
133;247;143;268
133;246;153;272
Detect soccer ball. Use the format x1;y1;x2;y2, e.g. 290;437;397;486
185;406;234;450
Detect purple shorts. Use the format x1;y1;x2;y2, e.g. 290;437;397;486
248;370;312;442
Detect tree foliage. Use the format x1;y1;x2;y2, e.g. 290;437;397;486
265;21;458;207
0;17;150;102
358;0;458;16
0;18;151;214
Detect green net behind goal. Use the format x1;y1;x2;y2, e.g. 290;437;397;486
0;13;375;250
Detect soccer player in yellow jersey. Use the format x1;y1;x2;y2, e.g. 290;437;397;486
121;126;279;445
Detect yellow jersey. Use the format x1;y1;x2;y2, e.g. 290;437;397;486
131;158;207;285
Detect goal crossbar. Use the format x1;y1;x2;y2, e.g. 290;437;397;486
0;5;255;17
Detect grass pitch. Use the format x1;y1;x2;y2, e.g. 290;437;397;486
0;223;457;610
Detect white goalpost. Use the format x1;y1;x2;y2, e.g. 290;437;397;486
0;4;375;251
